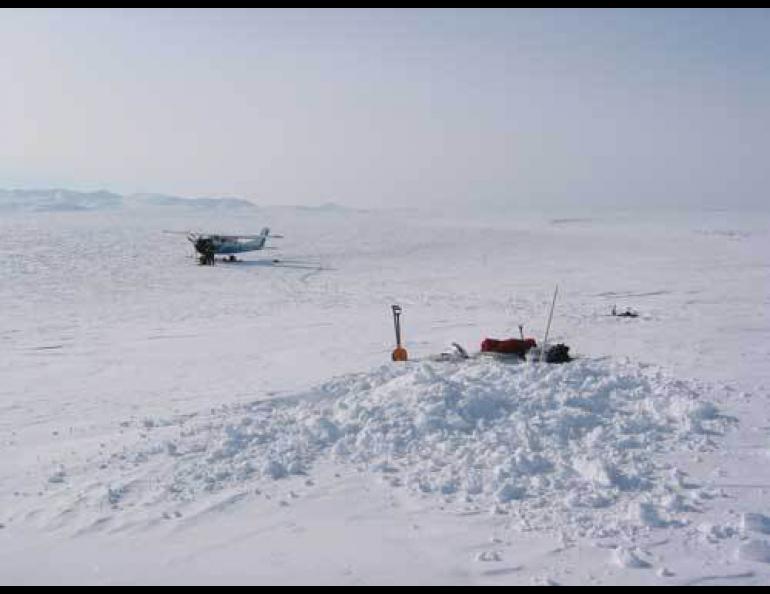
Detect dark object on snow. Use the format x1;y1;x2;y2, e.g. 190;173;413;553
545;343;572;363
451;342;470;359
195;237;216;266
481;337;537;359
611;305;638;318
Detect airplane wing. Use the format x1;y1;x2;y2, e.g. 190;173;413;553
163;230;283;239
216;233;284;239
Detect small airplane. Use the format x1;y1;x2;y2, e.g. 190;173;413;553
165;228;283;265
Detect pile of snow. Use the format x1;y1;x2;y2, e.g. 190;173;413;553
50;357;732;538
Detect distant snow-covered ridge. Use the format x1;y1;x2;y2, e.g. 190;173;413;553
0;188;124;212
0;188;258;212
126;193;258;211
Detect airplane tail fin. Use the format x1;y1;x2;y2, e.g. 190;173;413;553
259;227;283;240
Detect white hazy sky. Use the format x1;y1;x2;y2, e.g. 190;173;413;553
1;8;769;211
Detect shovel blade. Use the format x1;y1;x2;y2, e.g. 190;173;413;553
391;346;408;362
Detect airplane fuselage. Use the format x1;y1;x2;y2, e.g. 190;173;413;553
188;233;268;256
205;236;267;255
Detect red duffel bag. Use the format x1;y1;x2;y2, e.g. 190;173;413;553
481;337;537;358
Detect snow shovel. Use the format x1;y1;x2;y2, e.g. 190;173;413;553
391;305;408;361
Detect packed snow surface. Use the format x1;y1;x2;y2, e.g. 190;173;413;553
1;202;769;585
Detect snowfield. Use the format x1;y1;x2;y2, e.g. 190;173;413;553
1;198;769;584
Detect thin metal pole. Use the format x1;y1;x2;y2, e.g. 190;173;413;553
540;285;559;362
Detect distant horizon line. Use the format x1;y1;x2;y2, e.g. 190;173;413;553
1;185;767;215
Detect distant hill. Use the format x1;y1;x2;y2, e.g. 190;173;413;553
0;188;123;212
0;188;257;212
125;193;257;210
285;201;366;214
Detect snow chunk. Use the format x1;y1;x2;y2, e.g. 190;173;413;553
496;481;525;503
699;522;738;543
574;458;616;488
107;484;127;505
742;513;770;535
613;546;651;568
738;539;770;564
632;502;667;528
261;460;287;480
475;550;502;562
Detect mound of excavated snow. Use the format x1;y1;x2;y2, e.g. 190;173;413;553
46;358;732;537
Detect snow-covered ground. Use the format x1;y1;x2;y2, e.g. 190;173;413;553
1;200;769;584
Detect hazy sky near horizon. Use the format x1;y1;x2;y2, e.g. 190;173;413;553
1;8;769;211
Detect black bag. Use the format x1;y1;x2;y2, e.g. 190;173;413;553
545;343;571;364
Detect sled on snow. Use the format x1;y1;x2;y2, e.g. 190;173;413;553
428;339;572;364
